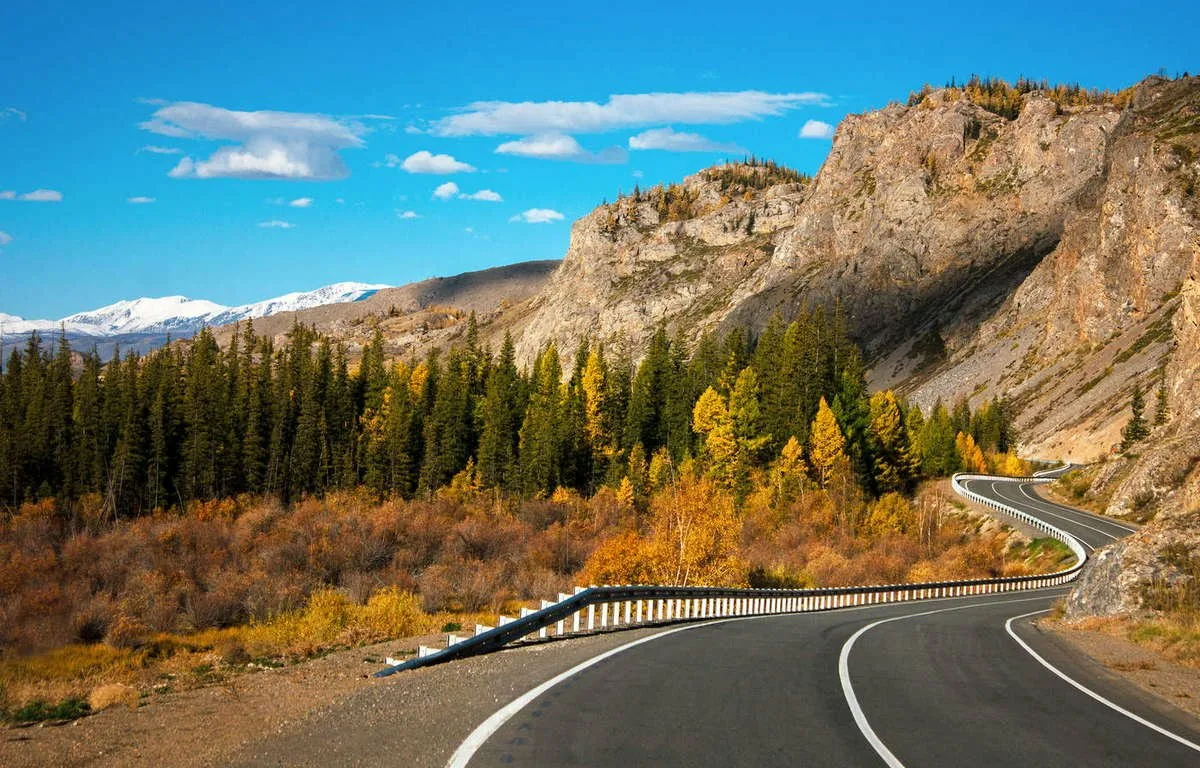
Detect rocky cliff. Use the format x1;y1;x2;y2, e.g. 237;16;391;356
516;76;1198;469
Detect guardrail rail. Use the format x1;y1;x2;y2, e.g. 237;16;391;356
375;470;1086;677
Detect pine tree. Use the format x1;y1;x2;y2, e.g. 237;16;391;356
478;334;521;490
1120;383;1150;451
1154;371;1169;426
517;344;564;496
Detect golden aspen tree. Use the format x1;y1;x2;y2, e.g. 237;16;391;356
955;432;987;473
692;387;743;492
809;397;849;488
772;436;809;505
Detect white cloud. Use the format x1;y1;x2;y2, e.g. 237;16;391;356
435;90;828;136
459;189;502;202
509;208;564;224
258;219;295;229
799;119;836;140
1;189;63;202
139;145;182;154
628;127;745;153
143;101;365;180
400;150;475;174
336;197;346;204
397;210;422;219
127;196;156;204
2;107;28;122
496;133;626;164
497;133;583;159
632;169;644;178
0;231;12;246
433;181;460;200
289;197;313;208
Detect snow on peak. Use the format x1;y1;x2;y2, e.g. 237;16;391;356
63;296;227;335
2;281;391;339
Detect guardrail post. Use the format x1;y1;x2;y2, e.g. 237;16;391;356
587;604;595;631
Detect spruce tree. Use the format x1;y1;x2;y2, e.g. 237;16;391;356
1120;383;1150;451
1154;372;1169;426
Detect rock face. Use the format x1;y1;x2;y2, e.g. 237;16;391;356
516;76;1199;471
905;76;1200;469
1065;510;1200;618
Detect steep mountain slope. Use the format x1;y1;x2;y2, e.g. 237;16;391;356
905;76;1200;467
513;76;1198;466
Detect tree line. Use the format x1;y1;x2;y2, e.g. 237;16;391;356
0;309;1016;517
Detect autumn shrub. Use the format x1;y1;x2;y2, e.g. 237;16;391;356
357;587;431;638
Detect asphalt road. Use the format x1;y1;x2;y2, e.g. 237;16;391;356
455;475;1200;767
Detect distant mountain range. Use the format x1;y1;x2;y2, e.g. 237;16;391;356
0;282;389;358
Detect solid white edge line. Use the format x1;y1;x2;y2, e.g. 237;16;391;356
838;593;1059;768
446;618;733;767
1015;484;1133;537
1005;609;1200;754
973;480;1094;552
447;590;1057;767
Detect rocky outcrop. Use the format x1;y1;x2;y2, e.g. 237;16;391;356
1065;510;1200;618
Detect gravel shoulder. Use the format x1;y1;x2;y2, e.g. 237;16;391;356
1041;618;1200;723
0;625;671;768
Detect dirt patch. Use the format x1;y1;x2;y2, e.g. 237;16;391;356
1042;617;1200;721
0;625;671;768
0;630;441;768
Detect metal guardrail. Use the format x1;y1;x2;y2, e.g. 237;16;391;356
375;472;1086;677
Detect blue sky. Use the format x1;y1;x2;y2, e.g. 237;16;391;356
2;0;1197;319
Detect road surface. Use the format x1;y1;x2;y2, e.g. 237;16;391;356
453;473;1200;767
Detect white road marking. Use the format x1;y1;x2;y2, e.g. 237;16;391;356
838;594;1058;768
1016;483;1136;535
1005;609;1200;754
447;590;1061;767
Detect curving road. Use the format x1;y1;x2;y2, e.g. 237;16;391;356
451;473;1200;767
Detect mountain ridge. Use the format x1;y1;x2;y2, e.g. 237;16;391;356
2;281;389;338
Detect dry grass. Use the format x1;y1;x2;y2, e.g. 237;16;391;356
88;682;139;712
0;586;440;721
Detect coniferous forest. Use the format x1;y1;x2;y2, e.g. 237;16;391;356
1;308;1050;718
0;309;1017;514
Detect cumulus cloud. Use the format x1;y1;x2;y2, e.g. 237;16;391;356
628;127;745;153
433;182;460;200
127;196;156;204
435;90;828;136
258;219;295;229
459;189;502;202
496;133;626;164
400;150;475;174
0;231;12;246
509;208;564;224
288;197;313;207
798;119;836;139
2;107;28;122
397;210;422;219
142;101;365;180
1;189;63;202
139;145;182;154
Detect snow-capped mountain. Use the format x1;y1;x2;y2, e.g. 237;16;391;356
1;282;389;354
